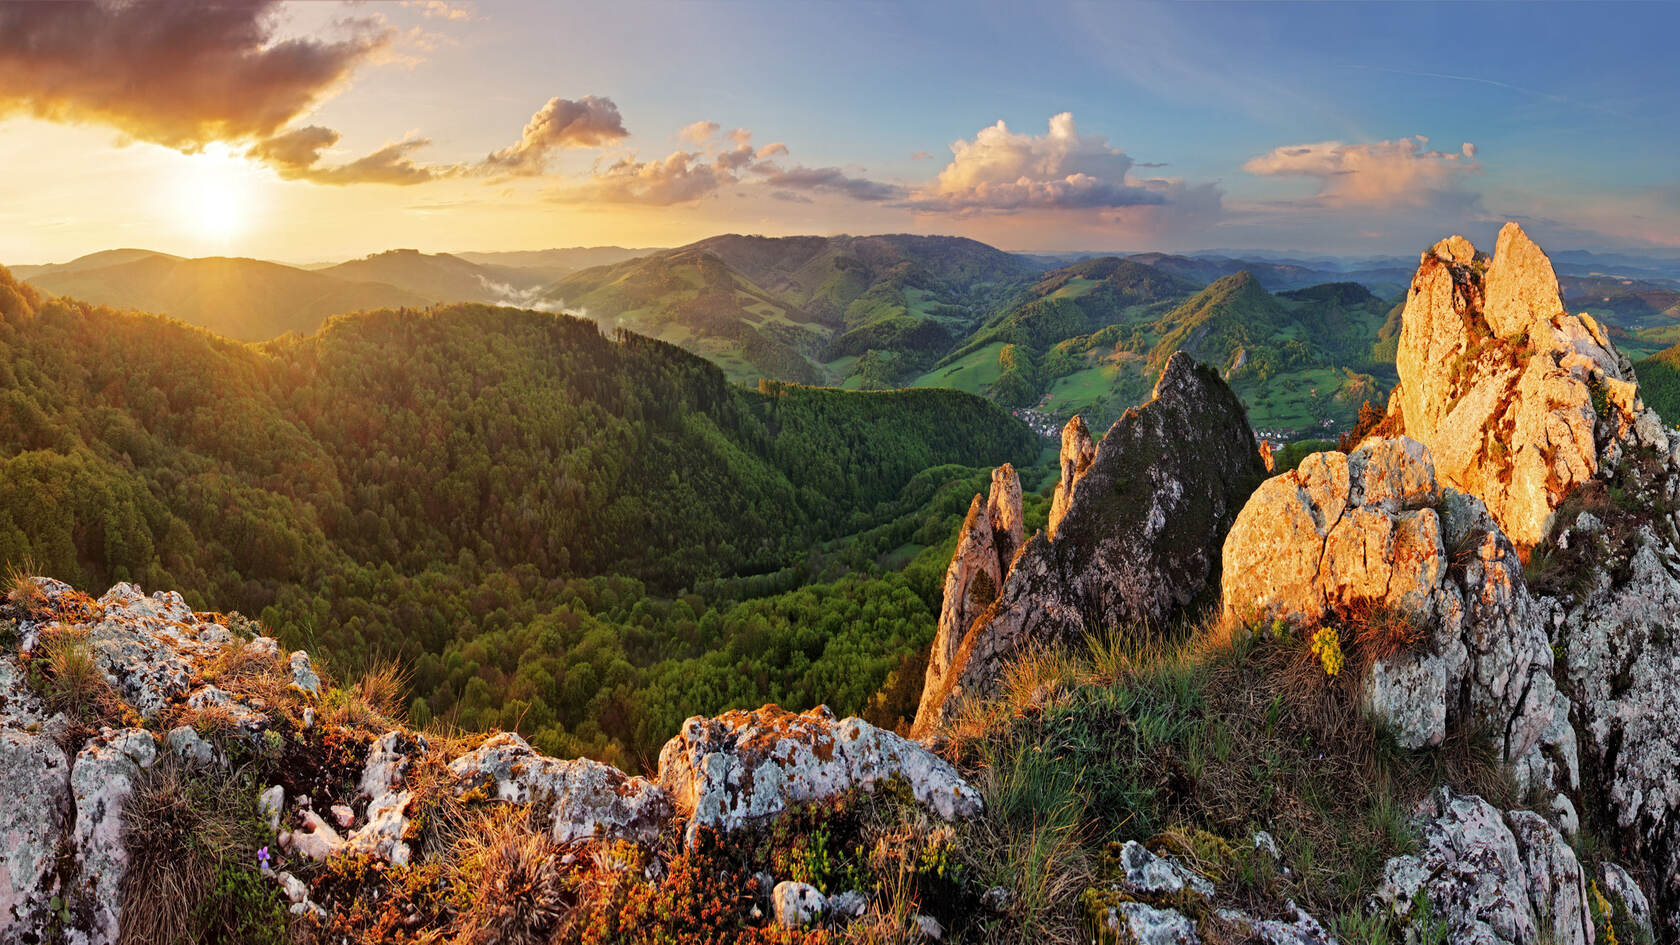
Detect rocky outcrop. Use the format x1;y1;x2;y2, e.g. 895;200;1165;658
1220;438;1577;800
1374;789;1597;945
916;463;1024;727
1384;222;1664;549
1378;223;1680;934
0;728;70;941
658;704;981;843
450;732;672;846
916;353;1265;731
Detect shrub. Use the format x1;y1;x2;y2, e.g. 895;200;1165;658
447;806;577;945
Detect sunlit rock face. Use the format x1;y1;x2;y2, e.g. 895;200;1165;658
1385;221;1665;549
1379;222;1680;936
1220;437;1576;802
915;352;1264;732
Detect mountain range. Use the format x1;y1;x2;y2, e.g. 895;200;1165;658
18;235;1680;435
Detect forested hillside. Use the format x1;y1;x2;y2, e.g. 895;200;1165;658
0;265;1039;766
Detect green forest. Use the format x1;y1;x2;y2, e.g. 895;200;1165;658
0;266;1043;769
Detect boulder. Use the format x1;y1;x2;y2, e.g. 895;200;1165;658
916;353;1264;730
771;881;825;929
1092;900;1201;944
1113;840;1213;901
1221;438;1575;795
658;704;980;843
1374;789;1591;945
1598;861;1655;941
450;732;672;846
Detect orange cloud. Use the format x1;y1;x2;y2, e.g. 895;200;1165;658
0;0;389;152
1242;136;1479;207
482;96;629;176
250;126;443;186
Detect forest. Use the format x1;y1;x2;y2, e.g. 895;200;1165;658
0;266;1043;767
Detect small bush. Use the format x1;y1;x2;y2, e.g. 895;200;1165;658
448;806;577;945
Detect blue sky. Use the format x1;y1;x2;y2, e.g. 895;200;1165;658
2;0;1676;261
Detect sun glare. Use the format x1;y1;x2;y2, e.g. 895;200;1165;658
168;144;259;249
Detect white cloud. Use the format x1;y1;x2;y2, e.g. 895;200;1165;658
905;112;1177;212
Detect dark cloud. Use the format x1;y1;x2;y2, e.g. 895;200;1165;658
482;96;629;176
0;0;389;151
754;165;904;202
249;125;443;185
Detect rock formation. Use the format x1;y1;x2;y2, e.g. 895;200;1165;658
0;578;983;944
916;463;1023;726
1376;222;1680;935
916;352;1265;732
1375;788;1594;945
1221;437;1576;799
1384;222;1666;549
1048;415;1095;539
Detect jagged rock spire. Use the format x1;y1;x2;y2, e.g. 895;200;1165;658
916;462;1024;727
916;353;1264;732
1048;415;1095;539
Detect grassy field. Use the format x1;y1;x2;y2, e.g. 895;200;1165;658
910;342;1008;394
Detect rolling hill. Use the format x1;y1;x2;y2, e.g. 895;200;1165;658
543;234;1044;387
19;251;432;340
317;249;553;307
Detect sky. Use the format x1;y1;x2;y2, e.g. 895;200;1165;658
1;0;1677;264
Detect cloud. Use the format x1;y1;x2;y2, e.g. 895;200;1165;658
0;0;389;152
547;126;881;207
754;165;904;202
548;151;733;206
906;113;1171;212
678;121;720;144
1242;136;1479;207
251;126;442;185
911;151;933;161
482;96;629;176
407;0;474;21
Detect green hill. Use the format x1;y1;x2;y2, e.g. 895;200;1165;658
1635;343;1680;425
318;248;550;304
20;251;432;340
544;234;1043;388
0;264;1038;762
913;259;1396;435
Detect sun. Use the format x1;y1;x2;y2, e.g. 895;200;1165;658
167;144;260;248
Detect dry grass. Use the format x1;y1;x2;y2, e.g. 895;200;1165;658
4;559;44;615
118;756;292;945
323;656;412;730
446;805;578;945
35;624;125;725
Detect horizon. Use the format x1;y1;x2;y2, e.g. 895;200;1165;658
4;1;1678;264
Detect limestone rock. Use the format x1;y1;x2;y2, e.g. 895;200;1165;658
69;728;159;945
1221;438;1574;791
658;704;980;843
917;463;1024;727
1094;900;1200;944
0;730;70;942
1048;415;1096;539
345;731;427;865
1215;904;1333;945
1114;840;1214;901
917;353;1264;730
282;809;345;863
772;881;826;928
450;732;672;846
1597;862;1654;941
1384;222;1657;549
1381;224;1680;934
1375;789;1591;945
